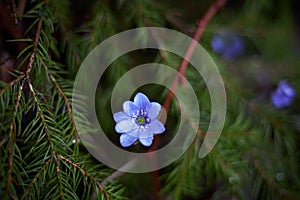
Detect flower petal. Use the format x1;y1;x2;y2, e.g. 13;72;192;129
279;81;296;97
134;93;150;110
123;101;139;116
113;111;129;123
149;119;165;134
120;134;137;147
115;120;136;133
139;136;153;147
138;128;153;138
149;102;161;119
127;128;140;137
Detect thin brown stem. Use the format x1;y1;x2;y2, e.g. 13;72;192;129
148;0;228;198
26;18;42;75
178;0;228;78
6;77;25;196
5;0;46;195
163;0;228;111
27;79;53;149
17;0;26;18
53;154;64;199
39;57;79;145
27;78;65;199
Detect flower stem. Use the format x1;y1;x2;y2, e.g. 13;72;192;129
151;0;229;198
163;0;228;111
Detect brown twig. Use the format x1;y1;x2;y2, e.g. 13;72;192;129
5;0;46;195
53;154;64;199
58;154;112;200
6;77;25;197
17;0;26;19
149;0;228;198
25;19;43;75
28;77;65;199
23;2;67;198
27;78;53;148
39;57;79;145
163;0;228;111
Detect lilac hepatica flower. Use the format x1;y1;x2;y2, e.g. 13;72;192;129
211;32;244;59
113;93;165;147
271;80;296;108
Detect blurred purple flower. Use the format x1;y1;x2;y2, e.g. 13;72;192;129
113;93;165;147
271;80;296;108
211;32;245;59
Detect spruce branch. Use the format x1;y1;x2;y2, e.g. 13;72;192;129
0;74;25;96
53;154;64;199
24;158;51;198
251;149;297;200
58;154;112;200
173;141;195;198
39;57;79;146
25;18;42;76
6;77;25;199
27;77;65;199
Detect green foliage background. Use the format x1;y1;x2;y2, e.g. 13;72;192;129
0;0;300;199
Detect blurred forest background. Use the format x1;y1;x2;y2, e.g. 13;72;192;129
1;0;300;199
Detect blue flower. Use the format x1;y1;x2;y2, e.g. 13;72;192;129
271;80;296;108
113;93;165;147
211;32;244;59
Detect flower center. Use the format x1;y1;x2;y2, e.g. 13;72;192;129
132;109;150;127
137;116;146;125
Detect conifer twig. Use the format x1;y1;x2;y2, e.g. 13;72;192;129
24;158;51;198
0;74;25;96
25;19;42;75
27;78;65;199
39;57;79;145
6;77;25;198
252;149;297;200
58;154;112;200
23;5;66;195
